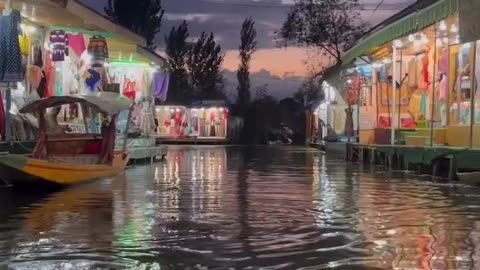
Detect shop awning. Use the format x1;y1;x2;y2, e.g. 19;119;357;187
0;0;145;46
341;0;458;65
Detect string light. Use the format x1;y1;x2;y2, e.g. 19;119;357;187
439;20;447;31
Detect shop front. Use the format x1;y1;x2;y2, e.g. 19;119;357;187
334;0;480;148
0;0;168;145
155;101;229;141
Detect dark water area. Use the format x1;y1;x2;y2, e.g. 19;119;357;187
1;146;480;269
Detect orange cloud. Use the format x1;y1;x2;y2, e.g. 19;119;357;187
223;47;312;78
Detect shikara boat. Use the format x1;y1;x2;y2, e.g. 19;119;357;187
0;94;133;187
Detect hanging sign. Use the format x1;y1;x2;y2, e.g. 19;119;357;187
459;0;480;43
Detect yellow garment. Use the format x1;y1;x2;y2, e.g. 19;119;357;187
409;92;422;120
18;35;30;56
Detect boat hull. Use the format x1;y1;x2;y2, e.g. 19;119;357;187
0;152;129;187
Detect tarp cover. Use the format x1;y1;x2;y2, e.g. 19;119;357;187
20;94;133;116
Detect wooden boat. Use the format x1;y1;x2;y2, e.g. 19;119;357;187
0;94;133;187
457;171;480;186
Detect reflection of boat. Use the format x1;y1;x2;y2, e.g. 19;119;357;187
0;95;132;187
457;171;480;185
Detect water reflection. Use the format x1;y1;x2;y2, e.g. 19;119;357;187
0;146;480;269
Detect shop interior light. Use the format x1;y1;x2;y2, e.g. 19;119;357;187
451;24;458;33
439;20;447;31
408;34;415;42
436;38;443;46
372;62;383;69
347;79;353;84
383;58;392;64
442;37;449;44
421;34;429;45
393;39;403;48
163;107;169;111
109;61;150;67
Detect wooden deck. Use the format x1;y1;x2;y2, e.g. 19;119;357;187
156;137;228;145
322;143;480;181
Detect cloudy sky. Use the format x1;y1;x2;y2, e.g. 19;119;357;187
81;0;415;98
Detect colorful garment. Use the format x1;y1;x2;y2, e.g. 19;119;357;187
18;34;30;56
68;33;86;58
49;30;68;62
88;35;109;67
152;72;170;101
420;92;427;117
0;10;24;82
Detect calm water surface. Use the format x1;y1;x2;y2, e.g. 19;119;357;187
1;146;480;269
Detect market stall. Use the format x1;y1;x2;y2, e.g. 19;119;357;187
0;0;168;145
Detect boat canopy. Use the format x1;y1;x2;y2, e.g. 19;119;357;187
20;94;133;116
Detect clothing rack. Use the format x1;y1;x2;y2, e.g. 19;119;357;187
2;0;13;142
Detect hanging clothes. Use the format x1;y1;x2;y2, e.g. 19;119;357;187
0;10;24;82
407;57;417;89
68;33;86;58
0;90;5;140
419;54;430;90
33;45;43;67
122;75;136;100
49;30;68;62
84;69;101;94
88;35;109;68
153;72;170;101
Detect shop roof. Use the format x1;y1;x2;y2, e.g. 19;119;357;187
341;0;457;64
20;94;133;116
0;0;146;46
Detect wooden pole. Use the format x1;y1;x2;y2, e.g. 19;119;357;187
430;25;438;147
391;46;397;145
469;42;477;148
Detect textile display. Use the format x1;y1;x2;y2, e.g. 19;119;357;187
153;72;170;101
49;30;68;62
88;35;109;68
0;10;24;82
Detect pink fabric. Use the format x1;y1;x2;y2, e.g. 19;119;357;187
68;33;86;58
29;66;43;90
438;48;448;75
439;76;447;101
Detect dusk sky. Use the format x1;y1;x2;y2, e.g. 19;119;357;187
81;0;415;97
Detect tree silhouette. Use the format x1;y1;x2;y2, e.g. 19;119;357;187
105;0;164;49
164;21;191;104
281;0;367;67
237;18;257;114
186;32;225;100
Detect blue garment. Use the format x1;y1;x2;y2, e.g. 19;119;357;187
0;10;24;82
420;92;427;116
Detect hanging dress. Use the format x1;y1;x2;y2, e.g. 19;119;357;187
0;10;24;82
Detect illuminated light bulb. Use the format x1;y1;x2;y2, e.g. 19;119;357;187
451;24;458;33
347;79;353;84
383;58;392;64
393;39;403;48
421;35;429;44
408;34;415;42
436;38;443;46
372;62;383;69
439;20;447;31
27;26;36;33
442;37;449;44
163;107;169;111
413;39;422;48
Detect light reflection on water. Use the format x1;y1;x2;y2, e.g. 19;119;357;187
0;146;480;269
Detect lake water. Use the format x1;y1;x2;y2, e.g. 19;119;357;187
1;146;480;269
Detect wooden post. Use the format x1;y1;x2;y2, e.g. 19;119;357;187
430;24;438;147
391;46;397;145
469;43;477;148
